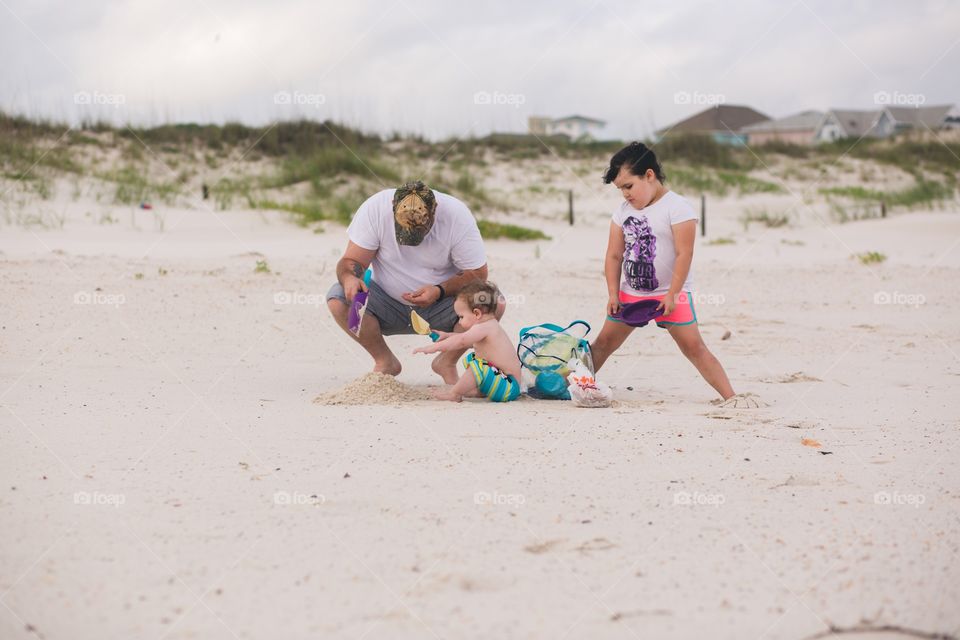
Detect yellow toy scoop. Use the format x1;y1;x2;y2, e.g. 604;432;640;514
410;310;440;341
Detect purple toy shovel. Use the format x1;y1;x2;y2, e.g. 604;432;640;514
348;291;368;336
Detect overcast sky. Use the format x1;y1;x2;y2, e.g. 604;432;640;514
2;0;957;140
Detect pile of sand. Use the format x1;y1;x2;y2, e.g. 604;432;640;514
313;372;432;405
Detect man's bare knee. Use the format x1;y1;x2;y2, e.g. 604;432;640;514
327;298;347;317
495;295;507;320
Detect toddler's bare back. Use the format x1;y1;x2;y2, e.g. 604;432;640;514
473;320;522;380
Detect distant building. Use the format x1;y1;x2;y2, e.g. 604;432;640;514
741;110;824;146
814;109;894;142
748;105;957;145
528;115;606;140
527;117;553;136
945;106;960;129
884;104;956;133
655;105;770;146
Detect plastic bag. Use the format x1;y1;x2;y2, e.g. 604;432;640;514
566;359;613;408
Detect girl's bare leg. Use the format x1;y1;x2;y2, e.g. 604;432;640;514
590;319;635;372
667;323;735;400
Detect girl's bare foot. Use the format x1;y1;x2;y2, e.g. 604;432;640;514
714;392;766;408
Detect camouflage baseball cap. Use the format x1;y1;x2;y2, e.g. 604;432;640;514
392;181;437;246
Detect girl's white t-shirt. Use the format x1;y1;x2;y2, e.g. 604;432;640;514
347;189;487;302
611;190;698;296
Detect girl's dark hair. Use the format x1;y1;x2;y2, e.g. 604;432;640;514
602;142;666;184
457;280;499;315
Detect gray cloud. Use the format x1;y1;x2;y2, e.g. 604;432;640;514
1;0;957;139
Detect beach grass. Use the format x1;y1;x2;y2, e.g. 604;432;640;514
855;251;887;265
740;207;790;229
476;220;549;240
820;179;954;209
670;166;783;196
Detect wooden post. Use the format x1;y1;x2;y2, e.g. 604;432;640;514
701;194;706;236
568;189;574;226
881;201;887;218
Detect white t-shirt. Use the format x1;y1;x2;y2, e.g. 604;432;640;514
347;189;487;302
611;190;698;296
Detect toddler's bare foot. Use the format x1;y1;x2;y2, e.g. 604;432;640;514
433;387;463;402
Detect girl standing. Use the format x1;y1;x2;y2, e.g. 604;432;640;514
590;142;735;401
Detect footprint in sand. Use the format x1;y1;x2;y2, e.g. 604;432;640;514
760;371;822;384
765;417;824;430
575;537;617;554
524;539;566;554
524;538;617;555
769;475;823;489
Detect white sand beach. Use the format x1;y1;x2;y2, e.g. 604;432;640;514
2;187;959;639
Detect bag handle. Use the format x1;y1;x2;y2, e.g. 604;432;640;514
518;320;592;340
518;322;566;338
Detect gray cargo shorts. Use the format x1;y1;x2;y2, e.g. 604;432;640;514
326;279;459;336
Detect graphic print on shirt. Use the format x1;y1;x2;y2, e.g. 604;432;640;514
622;215;658;291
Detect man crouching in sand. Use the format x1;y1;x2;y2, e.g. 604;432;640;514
326;181;505;383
